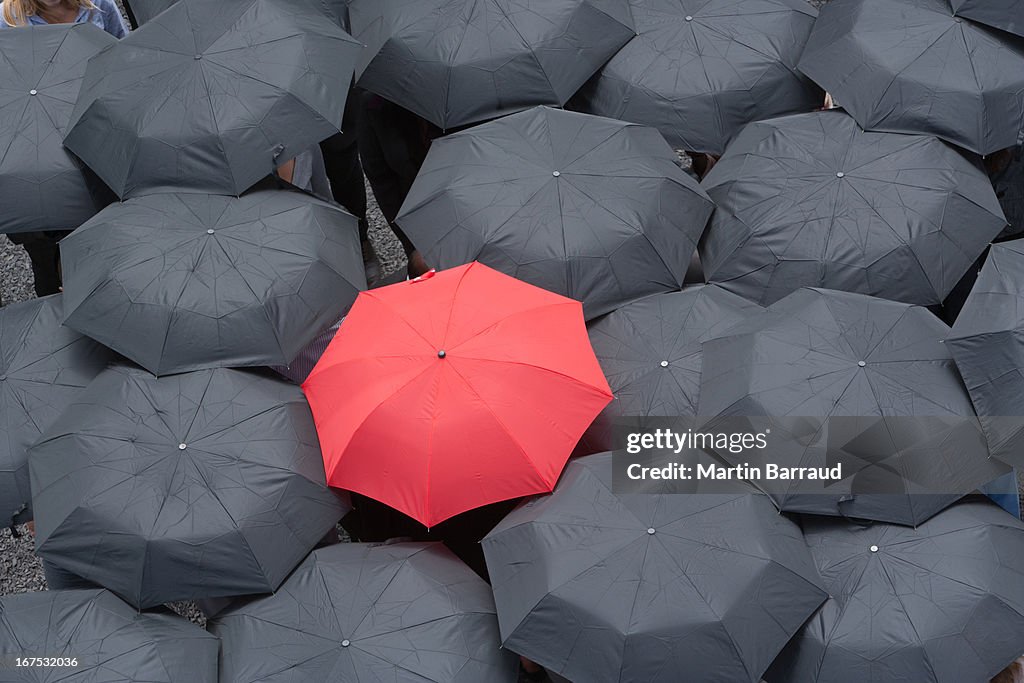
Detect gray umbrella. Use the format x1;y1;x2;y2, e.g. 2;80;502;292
349;0;635;130
0;24;115;235
699;109;1007;307
994;143;1024;239
0;589;219;682
767;498;1024;683
30;365;349;609
950;0;1024;37
210;542;518;683
581;284;761;453
947;239;1024;467
63;0;363;197
482;452;827;683
798;0;1024;155
0;295;112;529
572;0;823;155
698;288;1007;525
398;106;714;319
128;0;352;28
60;189;365;376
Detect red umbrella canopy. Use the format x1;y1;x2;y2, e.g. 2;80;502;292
303;262;613;527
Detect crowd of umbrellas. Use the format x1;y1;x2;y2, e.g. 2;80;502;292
1;0;1023;681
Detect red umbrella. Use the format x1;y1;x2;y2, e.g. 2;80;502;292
303;262;612;527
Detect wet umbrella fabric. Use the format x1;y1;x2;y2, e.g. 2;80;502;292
30;365;349;609
348;0;635;130
0;295;112;528
63;0;363;197
0;589;219;683
767;498;1024;683
797;0;1024;155
210;542;518;683
698;288;1005;526
572;0;822;155
699;110;1006;306
0;24;115;235
950;0;1024;37
60;189;365;376
581;284;761;452
482;452;828;683
127;0;352;28
947;239;1024;467
398;107;714;320
303;262;613;528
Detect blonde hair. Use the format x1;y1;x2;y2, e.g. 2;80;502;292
2;0;97;27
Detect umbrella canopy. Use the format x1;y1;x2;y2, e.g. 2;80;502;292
0;295;112;529
581;284;761;453
797;0;1024;155
397;107;714;319
948;239;1024;467
210;542;518;683
63;0;363;197
699;110;1006;306
767;498;1024;683
994;143;1024;239
482;452;828;683
128;0;352;28
303;262;612;527
60;189;365;376
572;0;822;155
30;365;349;608
0;589;218;682
0;24;115;234
698;287;1006;526
349;0;635;130
950;0;1024;37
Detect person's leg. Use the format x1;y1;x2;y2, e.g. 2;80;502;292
21;234;61;297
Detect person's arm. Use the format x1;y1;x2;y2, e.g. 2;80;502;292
101;0;128;37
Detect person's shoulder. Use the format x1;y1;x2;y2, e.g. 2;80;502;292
95;0;120;12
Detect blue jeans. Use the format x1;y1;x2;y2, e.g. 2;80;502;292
980;471;1021;518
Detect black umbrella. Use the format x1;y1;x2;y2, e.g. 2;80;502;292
349;0;635;130
0;24;115;235
482;452;827;683
767;498;1024;683
698;287;1007;526
210;542;518;683
398;106;714;319
0;589;219;682
30;365;350;609
798;0;1024;155
0;295;112;529
572;0;823;155
994;143;1024;239
950;0;1024;38
947;239;1024;467
699;110;1007;306
581;284;761;453
63;0;363;197
127;0;352;28
60;189;365;376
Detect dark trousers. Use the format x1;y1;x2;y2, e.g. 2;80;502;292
320;94;368;240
